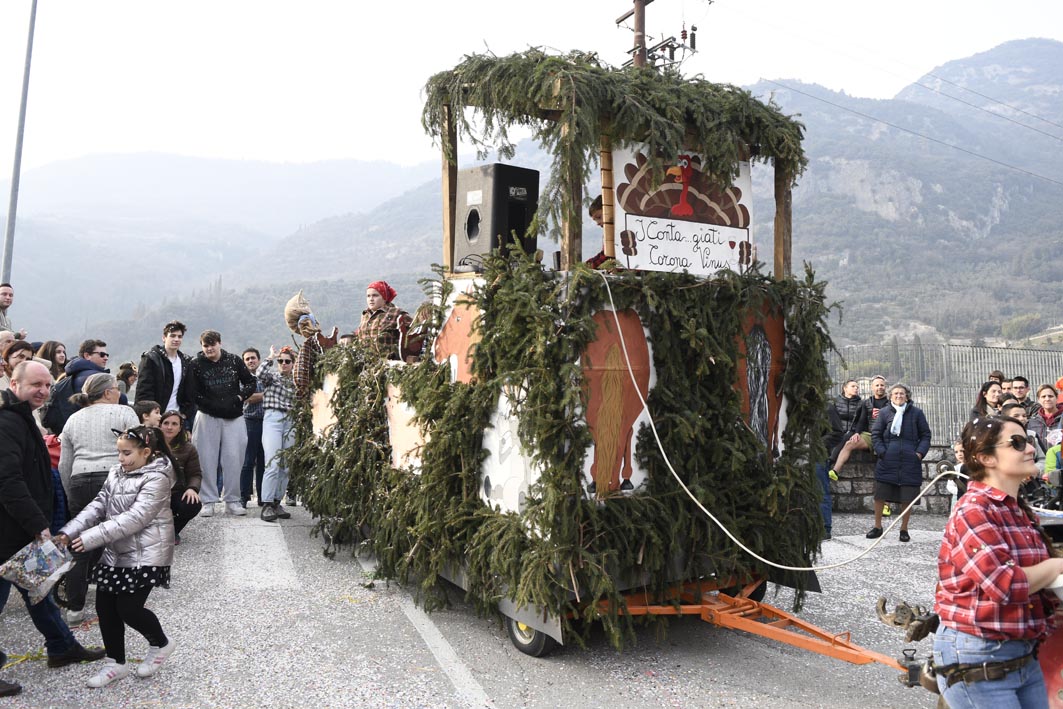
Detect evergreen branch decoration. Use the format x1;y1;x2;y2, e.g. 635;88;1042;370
286;256;834;651
421;49;807;242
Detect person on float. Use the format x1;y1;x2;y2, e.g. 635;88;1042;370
933;415;1062;707
357;280;412;360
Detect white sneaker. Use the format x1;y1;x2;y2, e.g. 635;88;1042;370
136;639;176;678
86;662;129;688
65;608;85;624
225;502;246;516
199;503;215;517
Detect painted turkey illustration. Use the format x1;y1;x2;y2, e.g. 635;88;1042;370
616;151;750;227
667;155;695;217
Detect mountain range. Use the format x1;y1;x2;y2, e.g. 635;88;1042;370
3;37;1062;363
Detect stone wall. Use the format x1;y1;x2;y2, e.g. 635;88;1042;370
829;445;955;514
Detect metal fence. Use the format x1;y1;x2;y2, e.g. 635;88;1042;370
826;344;1063;445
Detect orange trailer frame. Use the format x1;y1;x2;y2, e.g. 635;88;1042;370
595;579;903;672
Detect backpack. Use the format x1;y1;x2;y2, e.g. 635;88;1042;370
40;375;80;434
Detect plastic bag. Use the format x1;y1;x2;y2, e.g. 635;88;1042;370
0;537;74;605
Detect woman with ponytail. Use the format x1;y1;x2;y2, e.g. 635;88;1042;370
933;415;1063;707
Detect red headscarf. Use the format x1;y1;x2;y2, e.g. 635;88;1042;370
367;281;397;304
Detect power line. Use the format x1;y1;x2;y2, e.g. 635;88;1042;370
765;79;1063;189
925;71;1063;133
713;4;1063;142
909;77;1063;144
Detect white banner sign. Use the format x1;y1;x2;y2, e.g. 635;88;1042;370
610;146;754;276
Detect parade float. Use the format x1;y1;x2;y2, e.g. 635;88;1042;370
285;49;1061;701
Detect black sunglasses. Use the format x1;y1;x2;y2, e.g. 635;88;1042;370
94;352;110;358
994;434;1030;452
277;359;294;364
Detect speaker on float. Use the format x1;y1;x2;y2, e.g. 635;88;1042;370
453;163;539;273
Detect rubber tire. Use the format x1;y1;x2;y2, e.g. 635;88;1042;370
505;617;558;657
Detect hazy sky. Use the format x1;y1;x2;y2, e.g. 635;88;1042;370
1;0;1062;171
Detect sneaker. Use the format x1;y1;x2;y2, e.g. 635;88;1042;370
865;527;883;539
823;530;832;540
284;496;297;507
65;608;85;625
275;504;292;520
828;469;839;482
882;504;892;517
0;678;20;697
86;662;129;688
135;639;176;678
899;530;911;543
225;502;247;516
47;643;107;668
260;503;278;523
199;503;215;518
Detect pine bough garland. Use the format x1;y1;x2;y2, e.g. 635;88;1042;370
286;254;834;651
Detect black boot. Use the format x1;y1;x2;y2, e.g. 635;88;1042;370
0;678;21;697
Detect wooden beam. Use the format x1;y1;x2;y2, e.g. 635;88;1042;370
560;122;582;270
441;105;458;274
599;125;615;259
773;166;792;280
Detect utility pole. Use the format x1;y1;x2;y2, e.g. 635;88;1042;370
632;0;648;67
3;0;39;283
616;0;654;67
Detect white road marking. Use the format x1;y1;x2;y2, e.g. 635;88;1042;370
358;555;493;708
220;518;301;590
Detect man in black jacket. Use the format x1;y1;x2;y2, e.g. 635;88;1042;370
825;378;870;480
190;330;256;517
0;362;105;694
135;320;196;423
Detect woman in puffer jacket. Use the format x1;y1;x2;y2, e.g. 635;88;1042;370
55;425;177;689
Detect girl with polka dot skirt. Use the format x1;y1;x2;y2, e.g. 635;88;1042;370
54;425;177;688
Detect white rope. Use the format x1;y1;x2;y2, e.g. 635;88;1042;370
594;271;967;573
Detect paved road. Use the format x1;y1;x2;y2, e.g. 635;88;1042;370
1;509;943;708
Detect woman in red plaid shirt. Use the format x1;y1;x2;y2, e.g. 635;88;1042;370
933;415;1063;707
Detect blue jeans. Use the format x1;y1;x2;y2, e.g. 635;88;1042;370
814;462;832;534
0;578;77;655
241;416;265;503
260;409;294;504
933;625;1047;709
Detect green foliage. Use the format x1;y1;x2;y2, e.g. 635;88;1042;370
287;255;833;650
1001;313;1044;341
422;49;806;244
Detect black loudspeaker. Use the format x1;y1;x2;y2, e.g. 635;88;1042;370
453;163;539;273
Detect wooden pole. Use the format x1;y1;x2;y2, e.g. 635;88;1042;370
560;123;582;270
599;126;615;259
441;104;458;274
773;166;792;280
633;0;647;68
